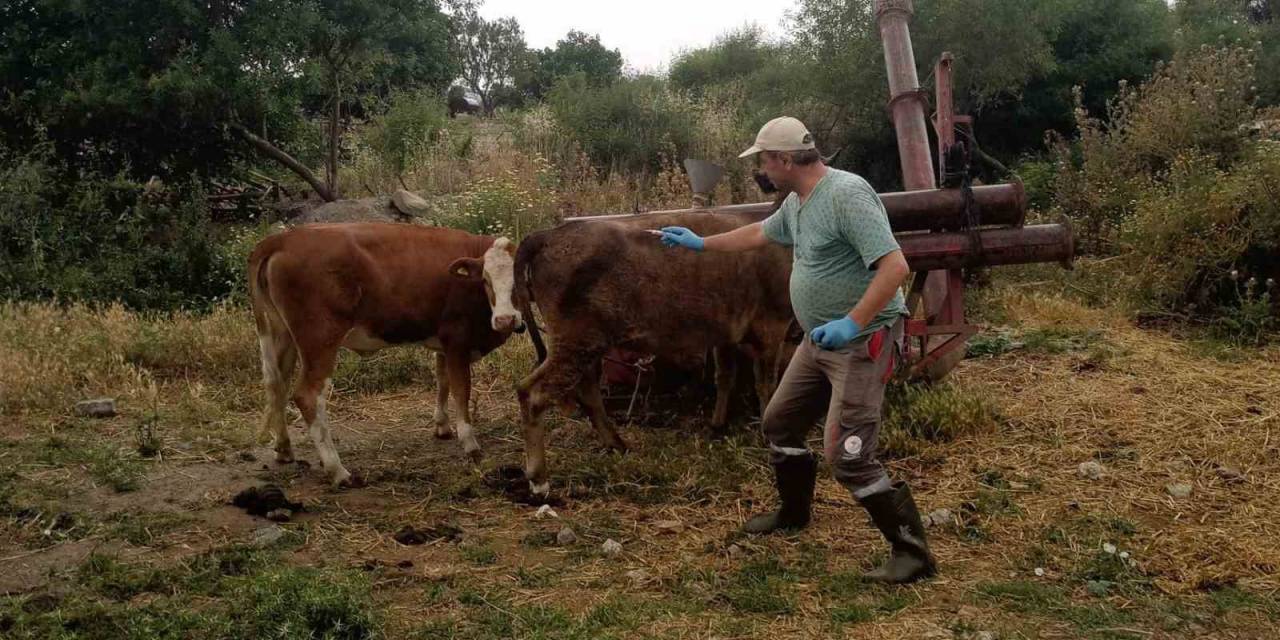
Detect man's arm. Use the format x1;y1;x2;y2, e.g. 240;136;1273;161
847;249;910;327
658;222;771;252
704;222;770;252
810;249;910;349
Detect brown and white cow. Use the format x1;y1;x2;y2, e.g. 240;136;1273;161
248;223;524;487
513;209;795;495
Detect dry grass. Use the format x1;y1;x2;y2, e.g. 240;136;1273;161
2;287;1279;638
339;112;768;234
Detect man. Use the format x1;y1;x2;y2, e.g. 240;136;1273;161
658;116;936;583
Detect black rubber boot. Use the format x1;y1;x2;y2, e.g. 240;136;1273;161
857;481;937;583
742;453;818;534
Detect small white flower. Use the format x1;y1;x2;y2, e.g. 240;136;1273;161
1034;568;1045;577
1119;551;1130;560
1103;543;1117;555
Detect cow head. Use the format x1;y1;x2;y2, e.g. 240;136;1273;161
449;237;525;334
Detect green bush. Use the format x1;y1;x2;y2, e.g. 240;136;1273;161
436;174;558;241
548;74;698;175
1048;45;1279;334
366;90;448;176
1052;45;1261;254
0;140;241;311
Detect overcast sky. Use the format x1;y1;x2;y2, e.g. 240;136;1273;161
476;0;792;74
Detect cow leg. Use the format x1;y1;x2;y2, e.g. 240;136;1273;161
754;342;782;419
710;347;737;436
293;344;353;488
444;349;481;462
518;351;592;495
575;361;627;452
258;329;298;463
433;352;453;440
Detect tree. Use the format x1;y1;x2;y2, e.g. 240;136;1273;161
520;30;622;101
278;0;457;199
451;1;527;115
669;28;781;93
975;0;1174;156
779;0;1176;185
0;0;456;201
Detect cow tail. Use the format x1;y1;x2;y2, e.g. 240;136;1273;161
515;233;548;363
248;244;277;338
247;241;290;442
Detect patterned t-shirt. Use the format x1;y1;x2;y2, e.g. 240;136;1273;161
762;168;908;335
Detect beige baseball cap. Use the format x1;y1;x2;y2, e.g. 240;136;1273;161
738;116;816;158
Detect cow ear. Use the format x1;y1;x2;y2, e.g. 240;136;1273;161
449;258;482;280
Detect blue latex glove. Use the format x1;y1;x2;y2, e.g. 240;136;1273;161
810;316;861;350
659;226;704;251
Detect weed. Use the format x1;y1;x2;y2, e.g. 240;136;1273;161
234;565;379;639
106;510;194;546
461;543;498;567
135;412;162;458
882;382;999;458
720;557;796;615
78;554;169;601
333;348;433;395
89;447;147;493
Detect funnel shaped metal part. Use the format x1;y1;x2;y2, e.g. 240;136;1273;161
683;158;724;195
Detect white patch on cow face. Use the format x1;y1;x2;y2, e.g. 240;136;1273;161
482;237;522;332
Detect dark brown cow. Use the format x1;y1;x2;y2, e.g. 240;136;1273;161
248;223;524;487
514;209;794;494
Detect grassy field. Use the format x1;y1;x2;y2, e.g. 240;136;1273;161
1;275;1279;639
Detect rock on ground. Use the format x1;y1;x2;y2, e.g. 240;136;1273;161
75;398;116;418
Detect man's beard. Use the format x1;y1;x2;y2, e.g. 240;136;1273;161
753;171;780;194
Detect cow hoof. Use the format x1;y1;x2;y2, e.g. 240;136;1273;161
332;475;365;490
435;429;456;441
467;448;483;464
331;469;362;489
275;451;295;464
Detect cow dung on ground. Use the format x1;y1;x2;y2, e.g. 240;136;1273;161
231;484;304;517
483;465;564;507
393;524;463;546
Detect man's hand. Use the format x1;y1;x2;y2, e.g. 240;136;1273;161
810;316;861;350
659;226;704;251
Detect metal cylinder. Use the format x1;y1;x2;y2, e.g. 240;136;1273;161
899;223;1075;272
881;183;1025;231
566;182;1026;232
875;0;935;191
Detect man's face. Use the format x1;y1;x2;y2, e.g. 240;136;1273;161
756;151;795;192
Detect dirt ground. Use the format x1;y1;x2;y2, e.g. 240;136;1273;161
2;287;1278;639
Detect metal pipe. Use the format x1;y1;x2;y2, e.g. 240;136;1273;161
875;0;935;191
565;182;1027;232
899;223;1075;272
876;0;950;323
935;53;956;179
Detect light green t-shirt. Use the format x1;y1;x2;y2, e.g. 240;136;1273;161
762;168;908;335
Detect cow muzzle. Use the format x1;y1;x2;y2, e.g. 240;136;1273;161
493;315;524;334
